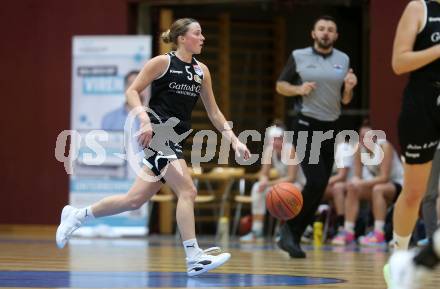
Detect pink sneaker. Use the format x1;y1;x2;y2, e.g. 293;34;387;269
359;230;385;246
331;230;355;246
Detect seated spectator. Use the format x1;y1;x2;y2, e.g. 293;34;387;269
240;122;306;242
331;120;403;246
322;137;355;238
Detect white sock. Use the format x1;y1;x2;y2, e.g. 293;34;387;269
183;238;202;260
76;206;95;222
344;221;355;233
252;220;263;235
392;232;411;250
374;220;385;232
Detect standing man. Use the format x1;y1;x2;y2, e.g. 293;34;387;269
276;15;357;258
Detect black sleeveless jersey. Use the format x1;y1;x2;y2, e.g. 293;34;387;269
411;0;440;81
149;52;203;134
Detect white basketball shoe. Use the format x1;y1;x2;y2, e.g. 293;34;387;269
56;205;83;249
384;250;427;289
186;247;231;277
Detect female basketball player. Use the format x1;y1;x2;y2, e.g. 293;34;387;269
56;18;250;277
385;1;440;288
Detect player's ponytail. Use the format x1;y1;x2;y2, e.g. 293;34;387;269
161;29;172;44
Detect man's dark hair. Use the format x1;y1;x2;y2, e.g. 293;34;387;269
360;117;372;129
124;70;140;86
312;15;338;30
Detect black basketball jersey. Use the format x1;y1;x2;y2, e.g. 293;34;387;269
149;52;203;134
411;0;440;81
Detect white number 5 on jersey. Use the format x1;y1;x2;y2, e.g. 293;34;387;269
185;66;193;81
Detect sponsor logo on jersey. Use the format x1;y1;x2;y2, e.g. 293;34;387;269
405;151;420;158
407;141;439;151
194;74;202;84
170;69;183;74
168;82;201;97
431;32;440;43
333;64;343;70
407;144;422;150
306;64;317;69
193;65;203;76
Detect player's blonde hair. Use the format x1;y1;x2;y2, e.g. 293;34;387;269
161;18;198;47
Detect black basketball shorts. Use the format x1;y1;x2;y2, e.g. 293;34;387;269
142;140;184;183
398;80;440;164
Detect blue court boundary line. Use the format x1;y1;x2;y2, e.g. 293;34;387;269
0;270;346;288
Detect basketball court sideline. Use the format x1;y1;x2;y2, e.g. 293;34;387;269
0;226;439;289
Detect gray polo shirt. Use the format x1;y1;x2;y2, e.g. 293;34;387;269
278;47;350;121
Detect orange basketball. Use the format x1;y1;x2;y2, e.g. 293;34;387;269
266;182;303;220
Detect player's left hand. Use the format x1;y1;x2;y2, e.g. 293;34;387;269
344;68;357;90
233;140;251;160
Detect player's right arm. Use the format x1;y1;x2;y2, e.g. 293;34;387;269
392;1;440;75
126;55;169;148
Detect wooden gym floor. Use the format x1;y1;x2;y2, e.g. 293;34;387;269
0;225;439;289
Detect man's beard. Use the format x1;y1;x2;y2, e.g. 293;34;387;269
316;38;334;49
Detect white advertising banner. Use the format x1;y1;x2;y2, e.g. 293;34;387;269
70;36;152;237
